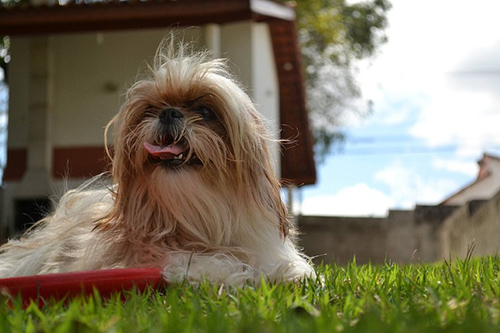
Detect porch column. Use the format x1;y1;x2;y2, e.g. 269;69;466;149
203;24;221;59
18;37;53;197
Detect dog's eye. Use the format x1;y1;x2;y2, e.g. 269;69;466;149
195;106;216;121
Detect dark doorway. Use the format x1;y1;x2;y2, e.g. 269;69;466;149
14;197;51;233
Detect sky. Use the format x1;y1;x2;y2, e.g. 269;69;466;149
297;0;500;216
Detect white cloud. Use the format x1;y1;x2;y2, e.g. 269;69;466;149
409;90;500;156
0;113;6;128
357;0;500;157
374;161;461;207
432;157;479;178
298;183;394;217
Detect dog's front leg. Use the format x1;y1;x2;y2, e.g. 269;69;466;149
162;252;257;286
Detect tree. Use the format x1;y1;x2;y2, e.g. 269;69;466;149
1;0;28;78
0;36;10;81
292;0;391;161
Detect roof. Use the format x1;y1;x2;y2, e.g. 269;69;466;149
0;0;316;186
269;20;316;186
477;153;500;181
0;0;295;35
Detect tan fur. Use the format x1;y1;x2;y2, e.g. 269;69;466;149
0;38;314;285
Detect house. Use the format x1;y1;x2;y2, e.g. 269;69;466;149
0;0;316;236
441;153;500;205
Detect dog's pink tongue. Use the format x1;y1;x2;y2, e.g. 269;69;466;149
144;142;184;157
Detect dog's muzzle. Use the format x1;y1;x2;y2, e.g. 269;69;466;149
144;108;202;168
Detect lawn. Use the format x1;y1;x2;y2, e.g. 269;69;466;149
2;255;500;332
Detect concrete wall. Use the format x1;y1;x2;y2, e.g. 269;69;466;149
440;190;500;259
385;209;416;263
298;211;432;265
298;215;389;265
298;194;500;266
412;205;457;262
298;212;419;265
298;204;474;265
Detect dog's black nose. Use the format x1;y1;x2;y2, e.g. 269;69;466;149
159;108;183;124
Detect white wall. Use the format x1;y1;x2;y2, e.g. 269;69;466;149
251;23;280;170
51;29;202;147
7;37;31;149
220;21;280;171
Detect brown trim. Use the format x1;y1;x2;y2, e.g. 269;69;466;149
3;148;27;181
269;20;316;186
52;146;111;179
3;146;110;181
0;0;292;36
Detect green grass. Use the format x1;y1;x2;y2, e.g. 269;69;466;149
2;255;500;332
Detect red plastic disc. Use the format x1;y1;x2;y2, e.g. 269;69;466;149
0;267;166;306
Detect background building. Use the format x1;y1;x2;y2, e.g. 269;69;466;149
0;0;316;237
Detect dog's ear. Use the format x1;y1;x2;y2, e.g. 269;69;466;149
262;151;291;239
271;174;291;238
229;98;291;239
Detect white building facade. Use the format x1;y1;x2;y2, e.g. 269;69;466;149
1;23;281;234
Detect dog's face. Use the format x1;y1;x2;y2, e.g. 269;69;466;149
111;54;266;183
136;88;229;174
142;100;223;169
102;44;289;244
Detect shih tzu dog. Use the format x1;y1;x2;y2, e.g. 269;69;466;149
0;39;314;285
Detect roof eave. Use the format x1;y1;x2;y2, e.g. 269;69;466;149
250;0;295;21
0;0;291;36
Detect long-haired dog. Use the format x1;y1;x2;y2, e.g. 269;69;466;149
0;39;314;285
